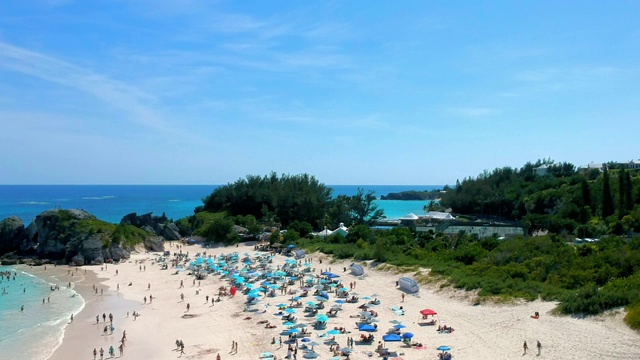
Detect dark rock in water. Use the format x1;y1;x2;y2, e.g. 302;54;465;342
0;216;28;254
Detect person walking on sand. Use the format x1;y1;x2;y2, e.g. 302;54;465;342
99;347;104;360
186;303;190;312
93;348;97;360
537;340;542;355
523;340;528;355
401;293;405;302
109;345;115;358
118;343;123;356
216;353;221;360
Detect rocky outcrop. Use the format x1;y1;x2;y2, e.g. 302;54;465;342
0;209;172;265
144;236;165;252
121;212;183;240
157;223;182;240
0;216;27;254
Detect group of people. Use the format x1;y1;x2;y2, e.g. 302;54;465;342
523;340;542;356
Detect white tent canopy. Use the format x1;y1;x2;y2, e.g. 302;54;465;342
399;213;419;220
316;227;334;238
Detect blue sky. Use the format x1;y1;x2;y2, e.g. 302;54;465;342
1;1;639;185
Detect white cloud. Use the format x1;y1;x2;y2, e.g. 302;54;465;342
0;41;175;133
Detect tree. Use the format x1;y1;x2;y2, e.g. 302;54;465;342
625;171;634;212
602;166;614;218
619;168;627;217
581;179;592;210
349;188;384;226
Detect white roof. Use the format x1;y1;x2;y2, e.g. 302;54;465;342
425;211;455;220
316;227;333;237
400;213;419;220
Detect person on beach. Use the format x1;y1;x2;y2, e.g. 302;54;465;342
109;345;115;358
21;305;24;312
103;313;106;322
537;340;542;355
216;353;221;360
96;315;100;324
119;343;124;356
109;313;113;323
93;348;97;360
401;293;405;302
181;293;184;301
523;340;528;355
70;313;74;323
99;347;104;360
186;303;190;312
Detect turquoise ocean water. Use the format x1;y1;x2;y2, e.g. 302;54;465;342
0;184;440;358
0;266;84;360
0;185;442;224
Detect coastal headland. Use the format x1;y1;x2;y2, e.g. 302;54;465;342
35;241;640;360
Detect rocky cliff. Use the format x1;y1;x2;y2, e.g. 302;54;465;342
120;212;182;240
0;209;175;265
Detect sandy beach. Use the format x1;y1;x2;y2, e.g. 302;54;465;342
42;241;640;360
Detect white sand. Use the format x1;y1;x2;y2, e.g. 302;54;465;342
48;241;640;360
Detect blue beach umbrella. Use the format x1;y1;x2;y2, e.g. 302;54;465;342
288;328;300;333
292;296;301;301
402;332;414;339
316;314;329;322
358;324;376;332
327;329;341;335
301;338;311;343
335;299;345;304
284;308;296;314
283;321;296;327
382;334;402;342
393;324;406;330
276;303;287;308
437;345;451;352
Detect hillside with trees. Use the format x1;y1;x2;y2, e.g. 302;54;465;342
440;160;640;237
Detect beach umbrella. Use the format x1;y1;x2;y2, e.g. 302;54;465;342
340;347;352;354
276;303;287;308
358;324;376;332
402;332;414;339
327;329;341;335
301;338;311;343
283;321;296;327
316;314;329;322
315;296;327;302
339;287;349;292
288;328;300;334
304;262;311;267
306;301;317;306
284;308;296;314
382;334;402;342
335;299;345;304
362;296;371;300
420;309;438;316
437;345;451;352
292;296;301;301
393;324;406;330
328;283;338;288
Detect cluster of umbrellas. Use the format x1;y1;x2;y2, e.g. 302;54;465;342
186;250;453;357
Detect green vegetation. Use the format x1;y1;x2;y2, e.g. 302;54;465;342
185;173;385;243
47;210;147;260
186;163;640;322
380;188;447;201
439;159;640;236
